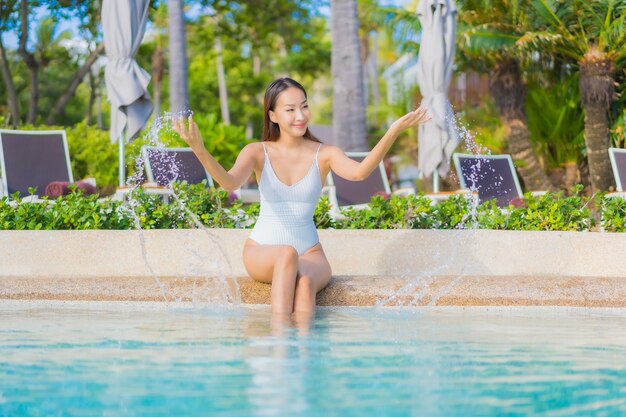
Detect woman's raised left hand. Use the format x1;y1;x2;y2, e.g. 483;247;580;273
390;106;431;133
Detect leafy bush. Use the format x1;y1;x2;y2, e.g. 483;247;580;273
66;121;118;193
0;187;133;230
0;183;255;230
329;188;593;232
600;196;626;232
487;188;593;232
314;196;336;229
0;184;607;233
335;194;436;229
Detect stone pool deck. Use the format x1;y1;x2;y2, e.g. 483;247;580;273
1;229;625;307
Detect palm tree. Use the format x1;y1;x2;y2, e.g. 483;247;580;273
456;0;556;191
330;0;368;151
531;0;626;192
168;0;189;114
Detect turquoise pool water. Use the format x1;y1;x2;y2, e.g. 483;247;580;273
1;302;625;417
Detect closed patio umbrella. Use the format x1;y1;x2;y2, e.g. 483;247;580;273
102;0;152;186
416;0;459;192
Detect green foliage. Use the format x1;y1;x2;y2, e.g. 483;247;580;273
66;121;118;192
610;109;626;148
314;196;336;229
531;0;626;62
456;97;507;154
526;74;585;167
0;184;611;232
335;194;431;229
127;113;251;176
0;182;257;231
496;187;593;231
0;188;134;230
329;189;594;232
600;195;626;232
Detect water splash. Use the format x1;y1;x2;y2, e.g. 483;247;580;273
119;110;241;308
377;112;501;308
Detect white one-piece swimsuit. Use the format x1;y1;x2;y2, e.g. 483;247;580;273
248;143;323;255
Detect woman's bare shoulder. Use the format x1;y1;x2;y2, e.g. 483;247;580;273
241;142;265;156
318;144;343;158
237;142;265;166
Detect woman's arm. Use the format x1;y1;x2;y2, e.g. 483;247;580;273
328;107;431;181
173;115;255;191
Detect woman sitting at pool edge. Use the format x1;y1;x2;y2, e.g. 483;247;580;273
174;77;430;315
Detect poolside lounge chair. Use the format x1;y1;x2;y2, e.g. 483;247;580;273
325;152;415;217
0;129;93;200
308;124;335;145
136;146;259;203
453;153;530;207
112;146;214;202
142;146;214;187
609;148;626;192
606;148;626;199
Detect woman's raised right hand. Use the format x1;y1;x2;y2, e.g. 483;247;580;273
173;115;205;150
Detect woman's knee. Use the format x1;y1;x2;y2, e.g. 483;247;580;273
275;246;299;268
295;275;315;299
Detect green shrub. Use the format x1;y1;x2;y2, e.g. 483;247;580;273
600;196;626;232
66;122;118;193
0;184;607;233
314;196;336;229
335;194;436;230
502;191;592;232
0;183;255;230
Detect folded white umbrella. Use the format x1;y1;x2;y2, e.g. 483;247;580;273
416;0;459;187
102;0;152;186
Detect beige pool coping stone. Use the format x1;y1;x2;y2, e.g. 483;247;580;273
1;229;625;307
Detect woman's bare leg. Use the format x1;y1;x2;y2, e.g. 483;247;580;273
243;241;332;315
293;244;332;314
243;241;299;314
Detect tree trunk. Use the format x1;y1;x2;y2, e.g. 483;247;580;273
215;36;230;125
368;31;380;106
360;31;369;108
151;45;164;119
18;0;38;125
87;69;96;125
168;0;189;114
0;36;20;127
246;53;262;138
489;59;555;191
330;0;368;151
46;43;105;125
579;56;615;192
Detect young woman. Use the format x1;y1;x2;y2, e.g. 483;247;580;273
174;78;430;315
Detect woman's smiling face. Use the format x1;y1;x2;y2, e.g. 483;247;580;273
268;87;311;139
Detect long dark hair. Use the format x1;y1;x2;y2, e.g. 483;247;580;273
261;77;321;143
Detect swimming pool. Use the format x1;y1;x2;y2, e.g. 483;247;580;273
1;302;625;416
